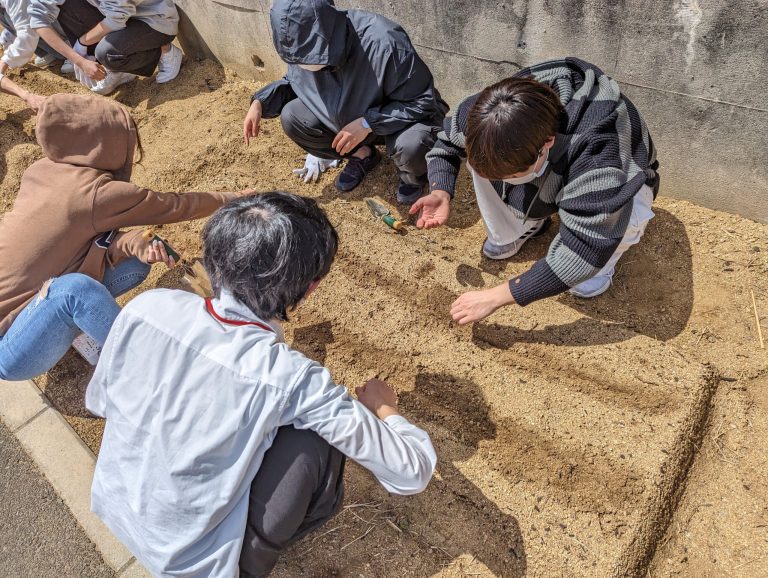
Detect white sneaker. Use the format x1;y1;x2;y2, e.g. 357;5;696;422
60;59;75;74
569;268;614;298
33;53;57;67
91;71;137;95
155;44;183;84
482;217;551;260
1;29;15;51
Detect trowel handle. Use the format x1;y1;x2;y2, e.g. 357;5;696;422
382;214;404;230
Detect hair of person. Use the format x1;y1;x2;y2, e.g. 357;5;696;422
465;77;564;179
202;192;339;321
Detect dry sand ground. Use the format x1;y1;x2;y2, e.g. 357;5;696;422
1;58;767;577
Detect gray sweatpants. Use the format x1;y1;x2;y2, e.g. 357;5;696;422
239;426;345;577
280;98;442;186
57;0;174;77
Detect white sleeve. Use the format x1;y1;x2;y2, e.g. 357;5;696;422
2;30;40;68
28;0;65;30
2;0;41;68
98;0;136;31
283;361;437;495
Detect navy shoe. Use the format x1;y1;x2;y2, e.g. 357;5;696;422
396;180;425;204
335;147;381;192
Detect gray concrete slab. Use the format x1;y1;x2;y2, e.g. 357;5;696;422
0;419;113;578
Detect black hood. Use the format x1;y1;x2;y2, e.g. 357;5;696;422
270;0;349;66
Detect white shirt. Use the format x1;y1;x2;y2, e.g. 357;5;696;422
86;289;436;577
1;0;41;69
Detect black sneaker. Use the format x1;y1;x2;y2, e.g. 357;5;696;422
396;180;425;204
335;148;381;192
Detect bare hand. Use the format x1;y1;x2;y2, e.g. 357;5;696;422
238;187;258;196
24;93;46;112
450;283;515;325
332;117;371;156
243;100;262;145
410;190;451;229
79;58;106;81
146;239;177;269
355;378;400;420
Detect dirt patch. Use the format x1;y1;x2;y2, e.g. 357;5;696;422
2;59;767;577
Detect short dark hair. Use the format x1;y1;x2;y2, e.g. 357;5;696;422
466;77;563;179
202;192;338;321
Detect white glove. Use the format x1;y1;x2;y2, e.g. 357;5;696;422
292;154;340;184
73;40;89;57
73;57;99;90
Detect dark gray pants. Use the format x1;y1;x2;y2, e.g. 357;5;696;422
57;0;174;77
280;98;442;186
0;9;64;60
239;426;345;578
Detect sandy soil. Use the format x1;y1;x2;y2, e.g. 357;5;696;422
1;58;767;577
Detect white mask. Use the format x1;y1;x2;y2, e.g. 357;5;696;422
503;148;550;185
297;63;327;72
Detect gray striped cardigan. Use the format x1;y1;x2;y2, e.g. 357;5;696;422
426;57;659;306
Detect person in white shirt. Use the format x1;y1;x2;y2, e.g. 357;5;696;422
28;0;183;95
0;0;64;73
86;192;438;577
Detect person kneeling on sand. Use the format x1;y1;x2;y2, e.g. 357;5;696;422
86;192;437;577
0;93;249;381
412;57;660;324
243;0;448;203
28;0;183;95
1;0;66;73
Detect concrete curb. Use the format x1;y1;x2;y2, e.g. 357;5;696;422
0;378;151;577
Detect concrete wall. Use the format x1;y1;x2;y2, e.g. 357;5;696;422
175;0;768;223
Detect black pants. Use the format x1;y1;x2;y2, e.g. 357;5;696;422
239;426;345;577
57;0;174;76
280;98;442;186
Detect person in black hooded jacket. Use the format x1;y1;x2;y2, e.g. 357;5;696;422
242;0;447;203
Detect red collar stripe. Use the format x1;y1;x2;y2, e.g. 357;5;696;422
205;298;274;333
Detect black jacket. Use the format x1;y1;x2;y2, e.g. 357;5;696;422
253;0;446;135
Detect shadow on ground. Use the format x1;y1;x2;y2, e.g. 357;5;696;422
292;324;528;576
472;207;693;348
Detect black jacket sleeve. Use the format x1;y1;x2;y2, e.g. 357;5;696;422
363;49;439;136
251;77;298;118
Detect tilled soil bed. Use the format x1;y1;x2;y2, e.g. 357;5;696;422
2;58;767;578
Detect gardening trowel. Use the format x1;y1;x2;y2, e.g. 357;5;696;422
366;198;404;231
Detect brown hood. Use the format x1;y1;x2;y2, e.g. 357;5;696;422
36;93;137;182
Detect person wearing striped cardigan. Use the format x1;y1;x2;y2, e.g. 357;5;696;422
412;57;660;324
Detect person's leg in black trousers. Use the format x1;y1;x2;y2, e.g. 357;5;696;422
280;98;379;161
95;19;174;77
385;122;442;202
239;426;345;577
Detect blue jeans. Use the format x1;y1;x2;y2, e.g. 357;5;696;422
0;258;150;381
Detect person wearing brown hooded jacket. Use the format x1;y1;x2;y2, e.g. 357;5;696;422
0;93;243;380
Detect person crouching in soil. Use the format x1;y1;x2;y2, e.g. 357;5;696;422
29;0;183;95
412;57;660;324
86;192;437;577
243;0;447;203
0;93;249;381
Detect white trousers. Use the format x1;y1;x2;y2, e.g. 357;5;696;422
471;168;655;281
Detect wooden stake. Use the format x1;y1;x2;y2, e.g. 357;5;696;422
751;289;764;349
